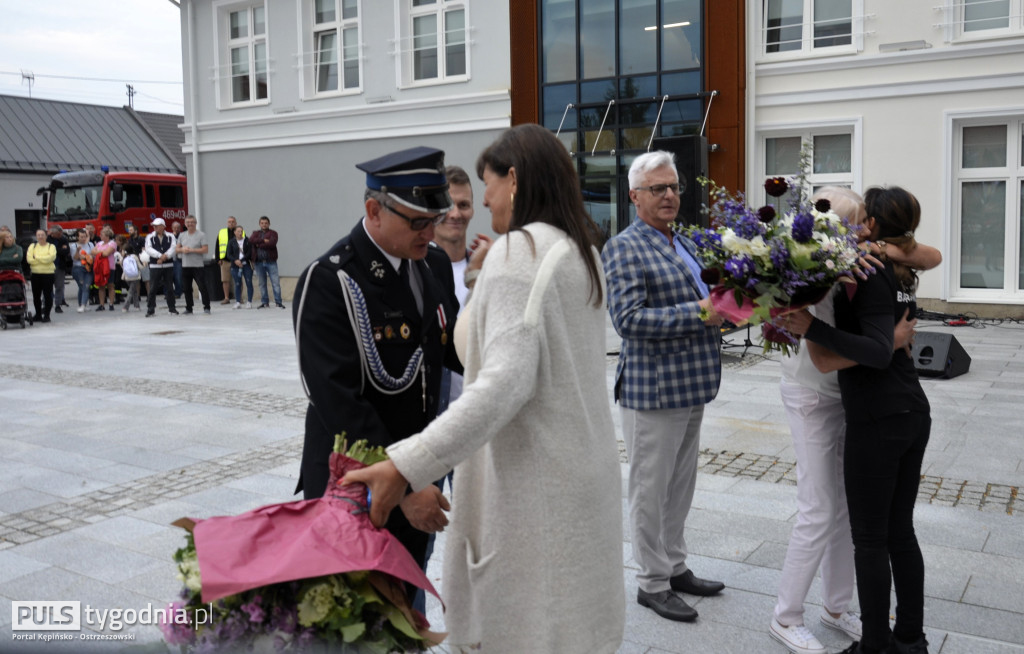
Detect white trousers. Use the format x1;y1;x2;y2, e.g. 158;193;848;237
774;380;855;626
621;405;703;594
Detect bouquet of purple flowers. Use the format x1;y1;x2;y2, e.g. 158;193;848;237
683;173;860;353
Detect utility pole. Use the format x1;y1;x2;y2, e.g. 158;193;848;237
21;70;34;98
126;84;136;109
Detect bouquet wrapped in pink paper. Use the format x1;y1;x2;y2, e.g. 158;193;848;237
683;170;860;354
162;436;444;653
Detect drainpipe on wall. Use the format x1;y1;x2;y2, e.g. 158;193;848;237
185;0;203;227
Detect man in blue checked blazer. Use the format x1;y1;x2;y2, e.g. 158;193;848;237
602;150;725;624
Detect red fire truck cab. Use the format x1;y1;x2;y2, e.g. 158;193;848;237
37;168;188;237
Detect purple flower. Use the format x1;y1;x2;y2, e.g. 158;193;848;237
791;212;814;243
769;240;789;270
724;256;756;283
757;205;776;223
241;597;265;624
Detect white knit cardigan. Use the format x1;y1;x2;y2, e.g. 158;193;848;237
388;222;625;653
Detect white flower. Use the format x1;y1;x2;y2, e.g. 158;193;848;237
825;260;835;270
747;235;770;257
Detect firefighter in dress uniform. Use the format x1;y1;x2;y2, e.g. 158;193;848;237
293;146;463;572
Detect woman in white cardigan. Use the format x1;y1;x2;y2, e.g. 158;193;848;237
345;124;625;653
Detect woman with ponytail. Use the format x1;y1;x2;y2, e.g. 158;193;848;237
780;186;935;654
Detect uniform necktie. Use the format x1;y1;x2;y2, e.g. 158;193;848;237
400;259;423;315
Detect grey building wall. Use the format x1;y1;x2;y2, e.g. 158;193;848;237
179;0;512;286
190;130;502;278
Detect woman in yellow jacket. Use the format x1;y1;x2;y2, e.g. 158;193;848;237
27;229;57;323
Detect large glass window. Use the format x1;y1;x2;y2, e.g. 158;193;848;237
963;0;1011;32
762;0;857;56
312;0;360;94
402;0;467;85
540;0;704;235
762;130;855;210
220;3;268;106
953;120;1024;298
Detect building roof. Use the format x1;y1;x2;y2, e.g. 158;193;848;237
0;95;184;175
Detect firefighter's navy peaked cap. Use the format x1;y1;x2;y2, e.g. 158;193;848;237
356;146;453;214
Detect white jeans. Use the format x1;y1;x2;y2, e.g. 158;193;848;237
774;380;855;626
621;405;703;594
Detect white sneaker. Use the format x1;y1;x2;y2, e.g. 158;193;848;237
245;301;252;309
770;617;825;654
233;302;241;310
77;306;85;313
820;611;862;640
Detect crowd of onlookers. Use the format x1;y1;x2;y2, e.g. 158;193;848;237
0;214;285;324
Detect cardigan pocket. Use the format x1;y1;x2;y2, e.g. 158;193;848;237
464;537;497;582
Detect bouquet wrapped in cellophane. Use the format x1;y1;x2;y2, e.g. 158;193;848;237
161;436;444;653
682;171;861;354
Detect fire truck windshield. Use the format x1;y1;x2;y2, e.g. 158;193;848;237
51;185;102;220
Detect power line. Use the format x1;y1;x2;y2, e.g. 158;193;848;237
0;70;181;85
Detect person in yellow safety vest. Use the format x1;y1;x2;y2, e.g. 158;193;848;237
216;216;244;304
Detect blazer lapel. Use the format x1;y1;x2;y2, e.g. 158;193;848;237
634;218;705;298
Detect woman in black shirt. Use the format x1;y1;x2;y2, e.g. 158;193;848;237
782;186;931;654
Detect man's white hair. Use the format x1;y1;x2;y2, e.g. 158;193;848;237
628;151;678;190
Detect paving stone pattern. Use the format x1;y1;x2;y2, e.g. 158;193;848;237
1;347;1018;555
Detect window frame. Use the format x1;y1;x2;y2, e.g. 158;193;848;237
756;120;862;208
946;113;1024;302
214;0;270;109
302;0;363;98
395;0;470;89
942;0;1024;43
759;0;864;61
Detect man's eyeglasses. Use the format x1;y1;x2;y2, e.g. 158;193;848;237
634;182;684;198
385;203;446;231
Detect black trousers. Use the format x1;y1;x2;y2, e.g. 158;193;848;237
147;267;177;312
182;266;210;311
31;273;54;320
845;411;931;652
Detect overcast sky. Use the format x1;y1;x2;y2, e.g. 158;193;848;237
0;0;184;115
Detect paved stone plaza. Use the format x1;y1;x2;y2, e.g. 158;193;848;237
0;305;1021;653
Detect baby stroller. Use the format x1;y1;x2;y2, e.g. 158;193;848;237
0;269;33;329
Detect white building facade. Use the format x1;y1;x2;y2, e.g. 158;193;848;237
747;0;1024;313
178;0;511;281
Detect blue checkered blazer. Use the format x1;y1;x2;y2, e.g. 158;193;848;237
601;217;722;410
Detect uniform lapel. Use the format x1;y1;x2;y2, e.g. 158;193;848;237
348;223;421;324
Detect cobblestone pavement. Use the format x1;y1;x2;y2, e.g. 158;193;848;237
1;353;1016;556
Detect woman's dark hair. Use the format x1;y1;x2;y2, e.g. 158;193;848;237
475;124;604;306
864;186;921;291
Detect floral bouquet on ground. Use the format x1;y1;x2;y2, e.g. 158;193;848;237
162;436;444;653
682;171;861;354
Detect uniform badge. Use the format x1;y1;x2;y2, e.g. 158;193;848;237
400;323;411;340
373;327;383;341
384;325;395;340
329;255;340;264
370;260;386;279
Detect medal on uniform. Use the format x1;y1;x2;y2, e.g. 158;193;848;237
373;327;383;341
384;325;395;340
400;323;411;340
436;304;448;345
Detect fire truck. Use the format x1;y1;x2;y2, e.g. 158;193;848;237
37;168;188;236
